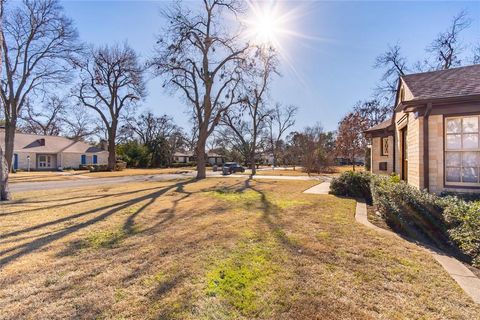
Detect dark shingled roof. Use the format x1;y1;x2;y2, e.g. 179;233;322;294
402;64;480;101
364;118;393;132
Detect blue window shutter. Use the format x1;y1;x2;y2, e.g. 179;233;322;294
81;155;86;165
93;155;98;164
14;154;18;170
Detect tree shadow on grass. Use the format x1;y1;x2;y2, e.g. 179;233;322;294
0;179;196;268
242;178;304;253
0;186;165;217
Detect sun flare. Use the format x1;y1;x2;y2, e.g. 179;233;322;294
242;1;322;86
246;3;282;47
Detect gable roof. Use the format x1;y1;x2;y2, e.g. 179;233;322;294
401;64;480;101
364;118;393;133
0;129;105;154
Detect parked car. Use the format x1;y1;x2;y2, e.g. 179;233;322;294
222;162;245;175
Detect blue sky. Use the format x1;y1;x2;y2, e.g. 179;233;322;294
61;0;480;132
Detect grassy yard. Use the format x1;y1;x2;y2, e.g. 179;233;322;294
0;178;478;319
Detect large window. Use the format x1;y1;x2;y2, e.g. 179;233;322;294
445;116;480;185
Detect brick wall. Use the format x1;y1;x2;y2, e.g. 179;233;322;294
393;110;424;189
427;115;444;193
14;152;37;170
60;152;108;169
406;114;424;189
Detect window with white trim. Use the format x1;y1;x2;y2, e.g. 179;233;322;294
445;116;480;185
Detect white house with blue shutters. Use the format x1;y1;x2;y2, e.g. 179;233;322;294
0;127;108;171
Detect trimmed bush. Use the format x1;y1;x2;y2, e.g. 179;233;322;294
441;197;480;266
169;162;196;168
330;172;480;266
370;175;479;266
370;175;451;249
329;171;372;202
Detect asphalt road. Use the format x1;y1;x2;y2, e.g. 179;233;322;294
9;171;323;193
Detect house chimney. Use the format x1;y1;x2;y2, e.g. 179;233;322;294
99;139;108;151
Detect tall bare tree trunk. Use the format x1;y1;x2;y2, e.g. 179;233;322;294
107;125;117;171
0;0;11;201
4;118;15;170
196;127;207;179
250;151;256;176
0;147;10;201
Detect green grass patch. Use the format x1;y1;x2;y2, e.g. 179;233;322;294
205;235;278;316
207;189;261;203
142;271;166;287
85;226;138;249
86;230;126;248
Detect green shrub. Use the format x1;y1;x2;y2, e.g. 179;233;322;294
169;162;196;168
370;175;480;266
329;171;372;202
370;176;450;246
331;172;480;266
441;197;480;266
117;141;150;168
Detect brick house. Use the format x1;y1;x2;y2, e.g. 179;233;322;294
365;64;480;193
173;150;225;165
0;127;108;170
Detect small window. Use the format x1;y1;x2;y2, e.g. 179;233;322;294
381;137;389;156
379;162;388;171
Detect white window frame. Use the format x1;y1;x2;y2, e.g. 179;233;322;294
444;115;480;186
38;155;52;168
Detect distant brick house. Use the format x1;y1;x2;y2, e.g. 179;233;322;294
173;150;225;165
365;64;480;193
0;127;108;170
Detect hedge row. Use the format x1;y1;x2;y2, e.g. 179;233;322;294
329;171;480;267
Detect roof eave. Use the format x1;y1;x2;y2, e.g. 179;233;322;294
400;94;480;113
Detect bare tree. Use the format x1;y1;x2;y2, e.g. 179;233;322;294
335;112;368;171
1;0;80;172
0;0;9;201
184;123;199;152
63;105;99;141
353;99;391;127
151;0;251;179
287;125;335;175
222;48;277;175
75;43;146;170
19;96;66;136
427;10;471;70
264;104;298;167
374;43;408;103
472;44;480;64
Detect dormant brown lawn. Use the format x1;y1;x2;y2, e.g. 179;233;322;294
0;178;478;319
8;168;197;183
